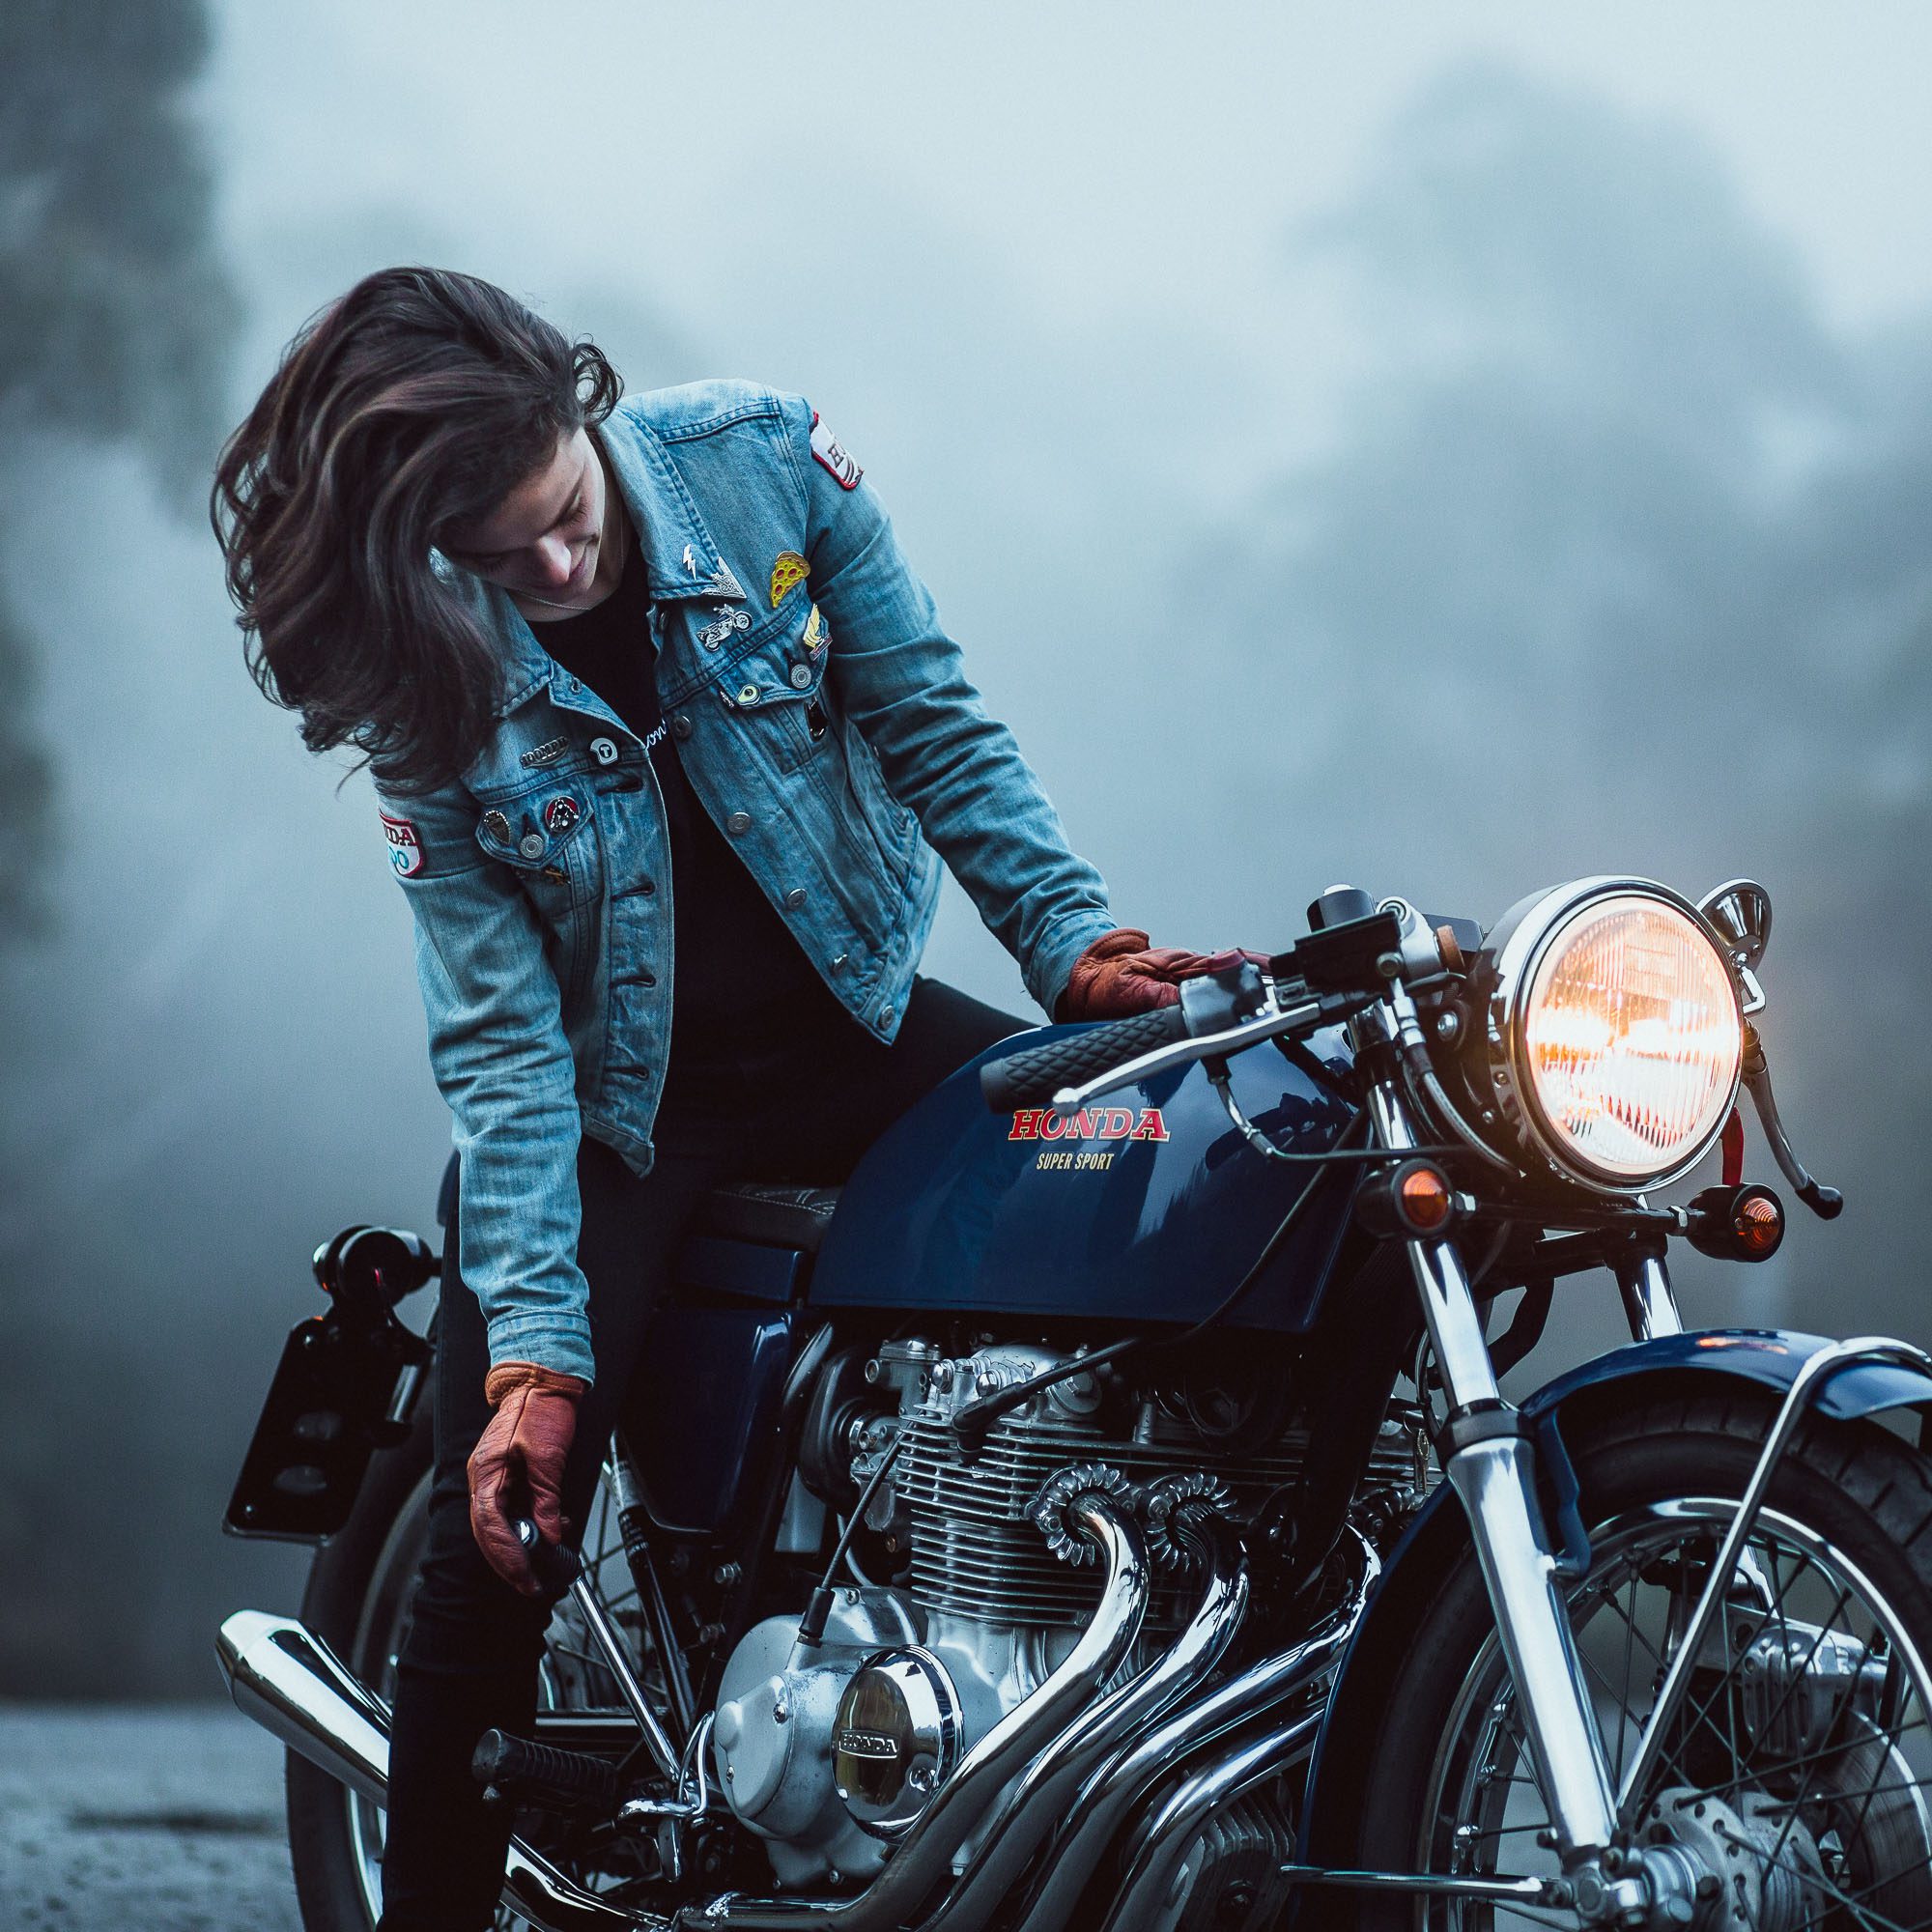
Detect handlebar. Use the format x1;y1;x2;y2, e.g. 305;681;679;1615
980;1006;1191;1112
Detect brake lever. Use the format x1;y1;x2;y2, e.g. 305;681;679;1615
1048;990;1329;1112
1740;1021;1843;1220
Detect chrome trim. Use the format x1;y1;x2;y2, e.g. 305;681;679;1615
1278;1864;1558;1906
1375;1072;1618;1856
1478;874;1743;1194
924;1512;1249;1932
1445;1437;1617;1856
215;1610;662;1930
1047;995;1325;1113
1697;877;1772;1013
1098;1711;1321;1932
1615;1334;1932;1815
1614;1252;1684;1342
1010;1529;1378;1932
1368;1079;1501;1408
678;1490;1150;1932
569;1571;681;1781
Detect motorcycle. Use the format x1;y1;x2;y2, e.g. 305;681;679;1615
217;874;1932;1931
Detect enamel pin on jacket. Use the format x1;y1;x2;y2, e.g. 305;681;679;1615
374;382;1117;1382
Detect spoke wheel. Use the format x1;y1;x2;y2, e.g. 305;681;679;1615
1330;1389;1932;1932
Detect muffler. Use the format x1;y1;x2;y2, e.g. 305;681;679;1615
216;1610;665;1931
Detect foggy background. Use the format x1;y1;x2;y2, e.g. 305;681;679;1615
4;2;1929;1700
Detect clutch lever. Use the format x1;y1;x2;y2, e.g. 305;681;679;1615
1740;1021;1843;1219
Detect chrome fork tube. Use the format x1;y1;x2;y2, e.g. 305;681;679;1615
1369;1075;1618;1861
1615;1251;1685;1341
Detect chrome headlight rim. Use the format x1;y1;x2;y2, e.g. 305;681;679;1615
1481;875;1744;1195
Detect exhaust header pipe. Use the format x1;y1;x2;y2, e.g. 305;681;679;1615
215;1611;665;1931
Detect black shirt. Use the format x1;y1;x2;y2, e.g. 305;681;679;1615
527;507;846;1122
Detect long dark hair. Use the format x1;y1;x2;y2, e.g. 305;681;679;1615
211;267;621;792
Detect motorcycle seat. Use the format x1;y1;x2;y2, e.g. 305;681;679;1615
693;1179;841;1254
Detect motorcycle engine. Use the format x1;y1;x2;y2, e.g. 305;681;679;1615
710;1337;1432;1887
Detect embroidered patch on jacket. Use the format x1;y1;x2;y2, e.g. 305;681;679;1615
770;550;810;607
810;412;863;491
380;810;424;878
521;736;568;768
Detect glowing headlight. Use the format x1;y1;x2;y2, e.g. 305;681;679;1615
1485;882;1744;1190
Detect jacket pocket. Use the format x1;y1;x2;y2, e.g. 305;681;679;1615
711;605;832;778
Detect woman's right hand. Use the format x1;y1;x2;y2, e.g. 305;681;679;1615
467;1361;585;1595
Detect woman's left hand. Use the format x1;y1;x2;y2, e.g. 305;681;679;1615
1054;927;1267;1022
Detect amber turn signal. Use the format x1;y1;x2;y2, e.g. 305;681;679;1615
1356;1159;1458;1239
1686;1183;1786;1264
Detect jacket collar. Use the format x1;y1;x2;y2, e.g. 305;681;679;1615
450;399;736;722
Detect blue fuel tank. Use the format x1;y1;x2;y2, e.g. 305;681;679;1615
809;1023;1358;1331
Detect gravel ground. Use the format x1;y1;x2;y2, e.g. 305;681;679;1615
0;1705;301;1930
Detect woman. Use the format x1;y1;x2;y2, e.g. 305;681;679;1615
213;265;1237;1930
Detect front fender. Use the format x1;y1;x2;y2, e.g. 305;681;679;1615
1294;1327;1932;1876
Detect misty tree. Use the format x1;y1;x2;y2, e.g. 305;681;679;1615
1201;62;1931;1321
0;0;237;938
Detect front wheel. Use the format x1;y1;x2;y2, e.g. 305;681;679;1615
1338;1388;1932;1930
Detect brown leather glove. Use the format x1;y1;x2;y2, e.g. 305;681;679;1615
468;1361;586;1597
1055;928;1266;1022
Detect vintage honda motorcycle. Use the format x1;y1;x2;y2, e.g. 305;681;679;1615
218;875;1932;1931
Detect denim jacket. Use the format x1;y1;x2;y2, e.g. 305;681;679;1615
372;381;1116;1382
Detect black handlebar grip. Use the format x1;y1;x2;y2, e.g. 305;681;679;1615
980;1005;1190;1113
512;1517;582;1596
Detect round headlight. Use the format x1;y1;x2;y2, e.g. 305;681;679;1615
1485;882;1743;1189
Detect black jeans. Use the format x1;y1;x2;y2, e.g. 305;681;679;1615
380;975;1027;1931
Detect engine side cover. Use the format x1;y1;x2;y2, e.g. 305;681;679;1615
712;1593;921;1886
832;1647;962;1836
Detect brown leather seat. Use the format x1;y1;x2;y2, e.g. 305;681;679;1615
692;1179;841;1254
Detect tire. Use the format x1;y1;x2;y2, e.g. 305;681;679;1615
1335;1387;1932;1930
287;1400;437;1932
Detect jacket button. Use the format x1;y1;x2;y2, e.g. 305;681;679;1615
788;664;812;689
830;953;848;974
725;811;752;836
880;1007;895;1028
672;714;693;740
589;736;619;765
519;832;546;860
783;888;806;910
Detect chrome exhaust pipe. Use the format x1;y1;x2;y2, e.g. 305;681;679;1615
923;1512;1250;1932
1010;1529;1378;1932
676;1488;1151;1932
216;1610;666;1932
1099;1710;1323;1932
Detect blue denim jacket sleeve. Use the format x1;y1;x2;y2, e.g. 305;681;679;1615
373;779;598;1386
787;398;1118;1015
